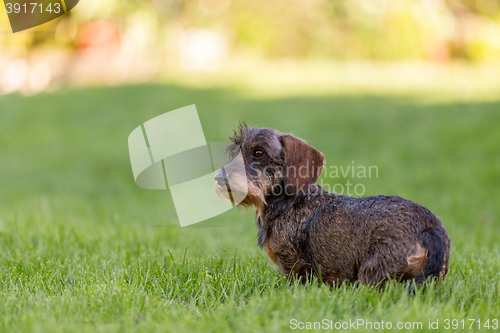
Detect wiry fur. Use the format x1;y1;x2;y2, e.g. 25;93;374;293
215;124;451;287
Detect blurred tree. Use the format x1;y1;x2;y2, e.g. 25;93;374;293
1;0;499;63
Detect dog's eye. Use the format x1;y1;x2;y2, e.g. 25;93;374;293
253;149;264;158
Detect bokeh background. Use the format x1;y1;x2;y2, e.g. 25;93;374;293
1;0;500;94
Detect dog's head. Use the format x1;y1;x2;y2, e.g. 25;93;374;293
215;123;324;210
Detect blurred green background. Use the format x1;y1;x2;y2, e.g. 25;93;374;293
1;0;500;94
2;0;500;60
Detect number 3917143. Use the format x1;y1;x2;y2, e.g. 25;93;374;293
5;3;61;14
444;319;498;330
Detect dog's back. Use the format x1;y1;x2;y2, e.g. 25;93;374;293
260;188;450;286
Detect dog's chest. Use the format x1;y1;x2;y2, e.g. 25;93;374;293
260;222;311;275
263;235;303;273
263;238;279;265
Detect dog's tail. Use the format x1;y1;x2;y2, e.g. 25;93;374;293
421;228;445;280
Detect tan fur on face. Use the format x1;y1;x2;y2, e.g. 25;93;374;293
215;172;266;213
402;243;428;279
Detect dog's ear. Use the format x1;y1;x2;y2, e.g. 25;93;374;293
280;134;325;195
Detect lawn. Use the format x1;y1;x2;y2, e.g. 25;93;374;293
0;73;499;332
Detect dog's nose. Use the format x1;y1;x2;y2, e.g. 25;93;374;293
214;169;227;185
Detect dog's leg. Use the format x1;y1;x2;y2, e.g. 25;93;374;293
357;243;409;288
358;254;391;287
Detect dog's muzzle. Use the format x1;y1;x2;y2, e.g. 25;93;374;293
214;169;227;186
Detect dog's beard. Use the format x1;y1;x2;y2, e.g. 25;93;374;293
215;181;233;202
215;173;266;209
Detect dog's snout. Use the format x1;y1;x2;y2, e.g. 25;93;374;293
214;169;226;186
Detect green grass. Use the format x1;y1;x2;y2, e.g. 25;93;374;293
0;79;499;332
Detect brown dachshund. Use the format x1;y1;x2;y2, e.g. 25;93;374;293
215;124;450;287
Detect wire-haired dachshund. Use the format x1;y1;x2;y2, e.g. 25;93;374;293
215;123;450;287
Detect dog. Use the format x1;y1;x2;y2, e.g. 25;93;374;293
215;124;450;287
